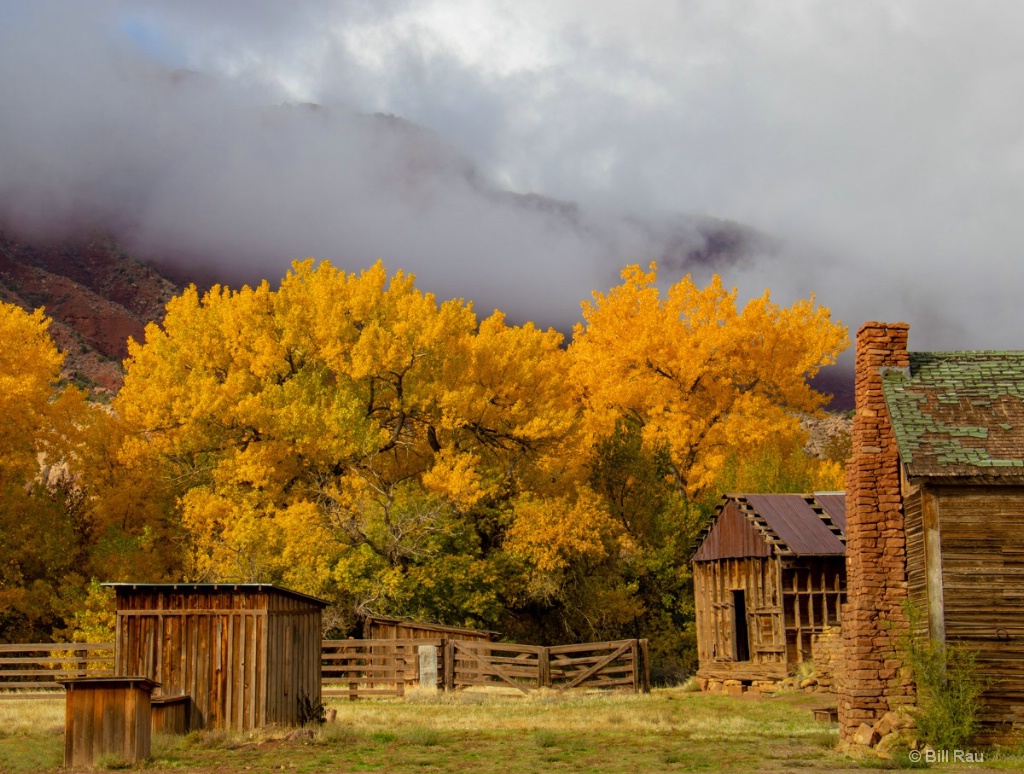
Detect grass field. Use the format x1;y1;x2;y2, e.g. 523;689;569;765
1;688;1022;773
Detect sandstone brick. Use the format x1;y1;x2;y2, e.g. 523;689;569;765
839;322;912;738
852;722;880;747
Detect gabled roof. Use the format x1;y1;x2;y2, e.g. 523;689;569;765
103;582;329;608
692;493;846;562
881;351;1024;480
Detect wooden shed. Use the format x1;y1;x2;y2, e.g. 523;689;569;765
106;583;326;731
363;615;496;642
691;493;846;684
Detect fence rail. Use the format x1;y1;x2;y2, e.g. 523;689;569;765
0;643;114;691
446;639;650;694
321;638;442;700
1;638;649;699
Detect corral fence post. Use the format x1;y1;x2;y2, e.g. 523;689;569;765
538;646;551;689
639;639;651;693
443;639;455;691
630;640;638;692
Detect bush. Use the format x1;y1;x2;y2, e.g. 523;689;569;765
899;606;990;750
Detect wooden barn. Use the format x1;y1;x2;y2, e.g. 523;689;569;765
879;345;1024;736
691;493;847;684
106;583;326;731
363;615;496;642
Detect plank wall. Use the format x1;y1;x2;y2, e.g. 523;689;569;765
693;557;787;681
930;486;1024;737
266;591;322;726
902;487;928;633
114;587;321;731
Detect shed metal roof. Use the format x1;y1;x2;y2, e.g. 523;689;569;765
692;492;846;561
881;351;1024;480
813;492;847;533
103;582;329;608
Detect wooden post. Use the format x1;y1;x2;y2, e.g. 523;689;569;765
538;647;550;689
347;644;357;702
639;639;651;693
921;489;946;643
629;640;639;692
443;640;455;691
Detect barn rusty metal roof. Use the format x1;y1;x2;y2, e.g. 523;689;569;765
103;582;329;607
744;494;845;556
881;351;1024;480
692;493;846;561
813;492;847;533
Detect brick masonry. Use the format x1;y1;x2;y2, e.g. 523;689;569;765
810;625;843;693
838;322;913;740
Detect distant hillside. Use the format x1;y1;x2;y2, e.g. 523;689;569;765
0;226;180;394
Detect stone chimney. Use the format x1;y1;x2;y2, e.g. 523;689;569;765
838;322;912;740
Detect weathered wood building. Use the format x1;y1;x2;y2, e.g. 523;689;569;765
692;493;846;684
363;615;495;642
107;583;326;731
840;322;1024;741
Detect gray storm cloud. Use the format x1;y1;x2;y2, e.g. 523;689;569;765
3;1;1024;347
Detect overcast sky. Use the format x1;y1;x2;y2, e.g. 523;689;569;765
3;0;1024;349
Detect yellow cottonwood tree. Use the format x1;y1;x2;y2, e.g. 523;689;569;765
0;303;115;639
0;305;65;484
116;261;606;626
570;264;848;502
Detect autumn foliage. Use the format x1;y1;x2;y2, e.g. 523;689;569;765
0;262;847;677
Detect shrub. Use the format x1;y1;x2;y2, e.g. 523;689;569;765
898;605;990;750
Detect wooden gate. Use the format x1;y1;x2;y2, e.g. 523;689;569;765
447;641;543;694
445;639;649;694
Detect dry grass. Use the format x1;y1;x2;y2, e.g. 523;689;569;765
0;694;64;737
329;686;834;742
3;688;1023;772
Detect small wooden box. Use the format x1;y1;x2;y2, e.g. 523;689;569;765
151;694;191;735
61;676;160;768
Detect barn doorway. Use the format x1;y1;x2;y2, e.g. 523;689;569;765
731;590;750;662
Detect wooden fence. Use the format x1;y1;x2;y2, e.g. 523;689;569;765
447;639;650;694
0;643;114;695
1;638;649;699
321;638;439;700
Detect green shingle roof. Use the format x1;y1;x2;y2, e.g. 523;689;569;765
882;351;1024;478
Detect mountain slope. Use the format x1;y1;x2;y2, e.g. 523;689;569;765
0;227;179;393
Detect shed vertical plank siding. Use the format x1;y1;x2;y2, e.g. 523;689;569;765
903;487;928;633
694;556;789;681
930;487;1024;734
63;678;157;767
110;584;325;732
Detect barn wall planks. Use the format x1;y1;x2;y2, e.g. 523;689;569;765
929;487;1024;735
693;557;786;682
694;555;844;682
902;486;927;635
111;584;325;732
363;616;494;642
